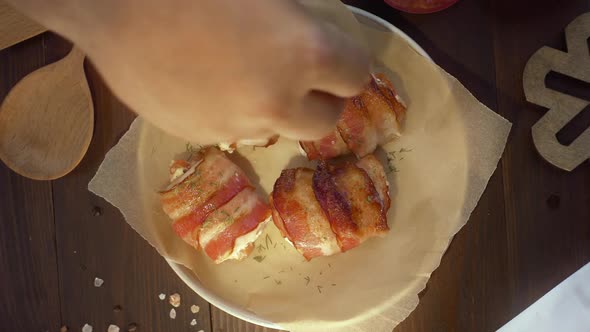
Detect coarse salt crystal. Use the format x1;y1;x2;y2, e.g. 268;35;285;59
107;325;120;332
169;293;181;307
169;308;176;319
158;293;166;300
81;324;92;332
93;277;104;287
190;319;197;326
190;305;200;313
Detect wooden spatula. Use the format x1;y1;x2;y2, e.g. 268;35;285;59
0;47;94;180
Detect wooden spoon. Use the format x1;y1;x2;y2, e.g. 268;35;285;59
0;46;94;180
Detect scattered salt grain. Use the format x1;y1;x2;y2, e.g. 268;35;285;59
190;305;200;313
93;277;104;287
169;308;177;319
169;293;181;307
107;325;120;332
158;293;166;300
81;324;93;332
190;319;197;326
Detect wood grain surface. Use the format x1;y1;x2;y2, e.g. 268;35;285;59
492;0;590;315
0;34;61;332
1;1;589;331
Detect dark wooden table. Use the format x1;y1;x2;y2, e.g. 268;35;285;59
1;1;589;331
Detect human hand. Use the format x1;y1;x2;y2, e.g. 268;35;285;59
10;0;371;145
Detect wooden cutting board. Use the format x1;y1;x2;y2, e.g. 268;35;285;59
0;1;46;50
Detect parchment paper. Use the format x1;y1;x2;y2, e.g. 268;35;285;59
89;2;511;331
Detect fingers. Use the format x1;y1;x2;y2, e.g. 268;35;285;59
304;22;372;98
267;12;369;141
275;91;345;140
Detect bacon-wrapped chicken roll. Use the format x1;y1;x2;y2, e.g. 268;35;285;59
160;147;270;263
300;74;406;160
271;154;390;259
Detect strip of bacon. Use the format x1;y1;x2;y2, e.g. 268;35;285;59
271;169;341;260
373;73;407;121
312;162;358;251
299;142;320;161
313;161;388;252
171;172;251;244
269;195;289;238
336;97;379;158
356;154;391;210
200;188;270;264
329;162;389;246
299;131;350;161
160;147;251;246
364;74;407;142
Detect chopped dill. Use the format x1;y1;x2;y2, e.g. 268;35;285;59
386;151;399;174
304;276;311;286
317;286;323;294
274;279;282;285
385;147;413;172
253;255;266;263
387;151;397;162
388;164;399;174
220;210;231;222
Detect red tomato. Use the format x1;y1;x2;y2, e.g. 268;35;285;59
384;0;459;14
